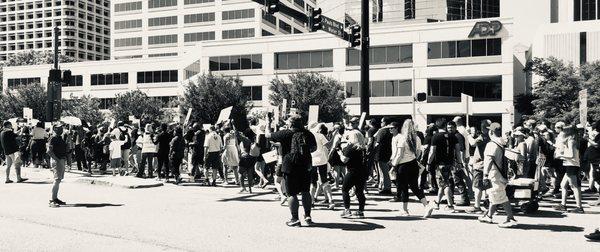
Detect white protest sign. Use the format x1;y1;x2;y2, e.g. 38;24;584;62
184;108;193;126
262;150;278;164
216;106;233;124
202;124;212;131
579;89;588;126
282;99;288;117
358;112;367;130
308;105;319;124
23;108;33;120
272;106;280;128
461;93;474;116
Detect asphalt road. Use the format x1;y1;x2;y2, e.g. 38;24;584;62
1;167;599;252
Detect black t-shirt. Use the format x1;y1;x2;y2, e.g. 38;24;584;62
431;131;458;166
375;127;393;161
342;144;365;173
270;129;294;156
272;129;316;174
586;134;600;163
0;129;19;155
50;135;68;159
366;126;379;152
455;132;466;152
157;131;173;154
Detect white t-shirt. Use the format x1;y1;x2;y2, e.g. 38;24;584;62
391;134;422;165
109;140;124;159
204;131;223;153
311;132;329;166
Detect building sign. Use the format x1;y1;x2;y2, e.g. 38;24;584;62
468;20;503;38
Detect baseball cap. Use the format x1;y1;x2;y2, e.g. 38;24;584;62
488;122;501;132
349;117;360;124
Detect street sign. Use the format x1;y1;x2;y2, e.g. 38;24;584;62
321;16;345;39
579;89;588;126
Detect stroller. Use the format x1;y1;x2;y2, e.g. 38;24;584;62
505;151;544;214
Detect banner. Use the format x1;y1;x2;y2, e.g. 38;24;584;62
579;89;588;126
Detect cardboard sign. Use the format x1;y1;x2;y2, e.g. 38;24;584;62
308;105;319;124
282;99;288;117
262;150;278;164
216;106;233;124
23;108;33;120
461;93;474;116
579;89;588;126
184;108;193;126
358;112;367;130
272;106;280;128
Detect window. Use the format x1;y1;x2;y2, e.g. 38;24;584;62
242;86;263;101
345;80;412;98
222;28;255;39
148;53;178;58
98;98;116;110
405;0;415;19
114;19;142;30
114;37;142;47
276;50;333;70
91;73;128;85
574;0;598;21
114;1;142;12
262;10;276;25
7;77;41;88
279;20;291;33
63;75;83;87
184;13;215;24
209;54;262;71
427;79;501;101
148;0;177;9
137;70;178;83
428;38;501;59
184;0;213;4
184;31;215;42
347;45;413;66
580;32;587;64
148;34;178;45
148;16;178;27
222;9;255;21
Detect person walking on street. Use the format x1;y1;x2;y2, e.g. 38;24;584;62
389;120;433;217
238;132;256;193
466;120;492;214
139;124;158;178
338;117;368;219
156;123;173;180
169;127;186;184
478;122;517;228
204;126;223;186
48;124;68;207
427;120;461;213
266;115;317;227
31;122;48;168
553;125;585;213
374;117;393;195
1;121;27;183
310;123;335;210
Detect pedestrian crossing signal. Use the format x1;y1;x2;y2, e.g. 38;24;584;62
310;8;322;32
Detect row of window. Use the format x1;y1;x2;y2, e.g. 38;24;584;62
275;50;333;70
137;70;178;83
148;16;178;27
347;45;413;66
98;96;177;110
209;54;262;71
574;0;600;21
222;28;254;39
184;12;215;24
148;52;178;57
222;9;254;21
346;80;413;98
148;34;177;45
114;37;142;47
242;86;262;101
148;0;177;9
114;19;142;30
62;75;83;87
7;77;40;88
114;1;142;12
184;31;215;42
184;0;213;4
447;0;500;21
91;73;129;86
427;79;501;101
428;38;501;59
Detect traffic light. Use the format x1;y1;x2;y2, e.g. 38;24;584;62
266;0;279;14
46;69;63;122
348;24;361;47
63;69;72;85
309;8;322;32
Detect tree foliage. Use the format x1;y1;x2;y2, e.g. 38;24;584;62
61;94;103;126
111;90;164;125
0;83;47;120
525;57;600;124
269;72;347;123
179;74;250;130
1;51;77;90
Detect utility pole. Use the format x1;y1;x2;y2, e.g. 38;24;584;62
360;0;370;116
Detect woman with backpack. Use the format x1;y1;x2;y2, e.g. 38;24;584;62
310;123;335;210
339;117;367;219
328;124;346;190
553;125;584;213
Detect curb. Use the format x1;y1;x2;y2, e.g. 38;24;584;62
74;178;164;189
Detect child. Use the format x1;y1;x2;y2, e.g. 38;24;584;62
109;135;125;176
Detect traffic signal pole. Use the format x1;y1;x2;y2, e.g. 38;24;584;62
360;0;370;116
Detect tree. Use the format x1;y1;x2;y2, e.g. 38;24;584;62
111;90;164;125
579;61;600;124
61;94;103;126
0;83;47;120
179;74;250;130
269;72;347;123
1;50;77;90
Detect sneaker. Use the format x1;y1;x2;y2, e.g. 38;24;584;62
584;229;600;240
286;219;301;227
456;200;471;207
304;216;314;226
327;203;335;210
568;207;585;214
341;209;352;218
498;219;518;228
5;180;13;184
389;197;400;202
478;215;493;224
466;207;484;214
553;204;567;212
16;178;28;183
353;211;365;219
54;199;67;205
48;200;60;208
399;210;410;217
423;203;435;218
444;205;457;213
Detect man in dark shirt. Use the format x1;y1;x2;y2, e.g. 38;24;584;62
156;123;173;179
1;121;27;183
48;124;68;207
189;123;206;180
169;127;186;184
266;115;316;227
374;117;393;195
453;125;471;206
427;121;461;212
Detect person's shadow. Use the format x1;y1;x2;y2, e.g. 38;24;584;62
61;203;124;208
511;224;584;232
307;220;385;231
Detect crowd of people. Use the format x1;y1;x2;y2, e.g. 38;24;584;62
1;113;599;239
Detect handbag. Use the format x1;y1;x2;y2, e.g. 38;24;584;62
481;178;493;190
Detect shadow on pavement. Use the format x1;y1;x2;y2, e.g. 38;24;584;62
512;224;584;232
309;221;385;231
63;203;124;208
521;210;565;218
21;181;52;185
368;216;423;221
218;191;272;202
429;214;478;220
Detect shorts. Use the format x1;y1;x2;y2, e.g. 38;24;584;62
205;152;221;170
435;165;453;188
311;165;328;185
110;158;121;168
564;165;582;187
53;158;66;180
472;169;484;190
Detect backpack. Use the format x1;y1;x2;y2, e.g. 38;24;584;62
283;131;311;173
